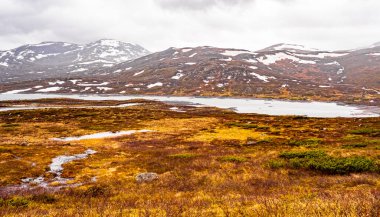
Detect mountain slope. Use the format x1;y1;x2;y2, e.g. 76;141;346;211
0;42;379;105
0;39;150;83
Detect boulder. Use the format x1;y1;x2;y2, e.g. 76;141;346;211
135;172;159;183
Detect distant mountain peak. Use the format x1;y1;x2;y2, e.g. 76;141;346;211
261;43;320;52
0;39;150;82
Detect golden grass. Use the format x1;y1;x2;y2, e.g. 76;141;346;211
0;100;379;216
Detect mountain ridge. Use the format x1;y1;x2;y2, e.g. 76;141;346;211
0;41;379;105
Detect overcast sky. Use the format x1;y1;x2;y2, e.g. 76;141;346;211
1;0;379;52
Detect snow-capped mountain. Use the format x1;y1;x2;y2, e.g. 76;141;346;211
260;43;320;52
0;42;379;105
0;39;150;82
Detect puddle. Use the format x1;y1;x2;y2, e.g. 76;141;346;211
2;149;97;193
49;149;97;182
52;130;152;142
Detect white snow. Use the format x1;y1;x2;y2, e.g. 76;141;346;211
97;87;113;91
367;53;380;56
182;48;193;53
319;85;331;88
189;53;197;58
258;52;316;65
220;57;232;62
36;87;62;92
69;80;81;84
0;62;9;67
34;86;43;88
125;67;132;71
134;70;145;76
171;73;184;80
244;59;258;64
147;82;163;89
77;82;109;87
273;44;319;52
48;80;65;85
2;88;32;94
295;52;349;58
217;83;224;88
337;67;344;75
71;68;87;73
185;62;196;65
325;61;341;66
52;130;152;142
250;72;276;83
49;149;97;178
221;50;253;56
79;60;113;65
98;39;120;47
249;66;258;70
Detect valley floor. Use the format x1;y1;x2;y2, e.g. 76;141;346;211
0;99;379;216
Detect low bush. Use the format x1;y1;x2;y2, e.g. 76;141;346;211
349;128;380;137
341;143;368;149
219;156;248;163
268;159;285;169
279;150;378;174
6;197;30;208
225;122;258;129
288;138;322;147
279;150;327;159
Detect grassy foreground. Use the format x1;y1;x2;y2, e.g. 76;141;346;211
0;99;379;216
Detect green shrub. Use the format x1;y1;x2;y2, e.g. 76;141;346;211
219;156;248;163
279;150;377;175
268;159;285;169
7;197;30;208
341;143;368;149
307;156;375;174
349;128;380;137
279;150;327;159
288;138;322;147
225;122;258;129
1;123;20;128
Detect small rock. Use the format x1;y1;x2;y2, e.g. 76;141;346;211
20;141;29;146
136;172;159;183
246;137;258;146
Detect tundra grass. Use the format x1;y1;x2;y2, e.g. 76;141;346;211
0;99;379;216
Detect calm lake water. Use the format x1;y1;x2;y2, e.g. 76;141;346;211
0;93;378;118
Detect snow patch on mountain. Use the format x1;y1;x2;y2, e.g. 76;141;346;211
221;50;254;56
258;52;316;65
147;82;163;88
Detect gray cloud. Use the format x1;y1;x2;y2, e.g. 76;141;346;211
156;0;255;10
0;0;379;52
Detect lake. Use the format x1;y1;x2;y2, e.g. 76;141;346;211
0;93;378;118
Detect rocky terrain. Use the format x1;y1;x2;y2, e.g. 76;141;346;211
0;41;379;105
